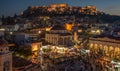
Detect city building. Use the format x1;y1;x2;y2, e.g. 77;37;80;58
0;38;12;71
17;23;28;31
1;24;19;32
112;28;120;37
89;37;120;59
45;25;73;46
13;32;40;45
14;33;29;45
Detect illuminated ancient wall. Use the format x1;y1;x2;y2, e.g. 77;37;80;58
50;4;69;8
89;38;120;59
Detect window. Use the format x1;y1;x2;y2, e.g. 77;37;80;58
3;61;10;71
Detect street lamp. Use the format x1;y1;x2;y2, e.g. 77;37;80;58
38;31;41;34
10;32;13;35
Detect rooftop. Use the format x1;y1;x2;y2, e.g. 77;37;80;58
51;25;66;30
90;36;120;44
13;56;33;68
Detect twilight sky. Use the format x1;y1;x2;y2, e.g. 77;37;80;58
0;0;120;16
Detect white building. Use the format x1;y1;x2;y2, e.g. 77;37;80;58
17;23;28;30
14;33;29;44
45;25;73;46
1;24;19;32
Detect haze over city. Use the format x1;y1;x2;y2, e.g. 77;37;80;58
0;0;120;16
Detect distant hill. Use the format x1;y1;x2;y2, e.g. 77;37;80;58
2;4;120;24
21;4;120;23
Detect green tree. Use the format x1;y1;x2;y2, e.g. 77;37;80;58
15;45;32;59
42;48;52;53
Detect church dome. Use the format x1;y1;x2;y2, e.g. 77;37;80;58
0;39;9;53
0;39;8;49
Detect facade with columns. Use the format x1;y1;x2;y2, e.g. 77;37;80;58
89;37;120;59
45;25;73;46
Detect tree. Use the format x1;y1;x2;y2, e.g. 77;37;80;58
15;45;32;59
42;48;52;53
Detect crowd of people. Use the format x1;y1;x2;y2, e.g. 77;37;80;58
52;50;109;71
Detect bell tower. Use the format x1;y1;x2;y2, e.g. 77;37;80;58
0;38;12;71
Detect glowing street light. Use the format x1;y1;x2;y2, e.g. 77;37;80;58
10;32;13;35
38;31;41;34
